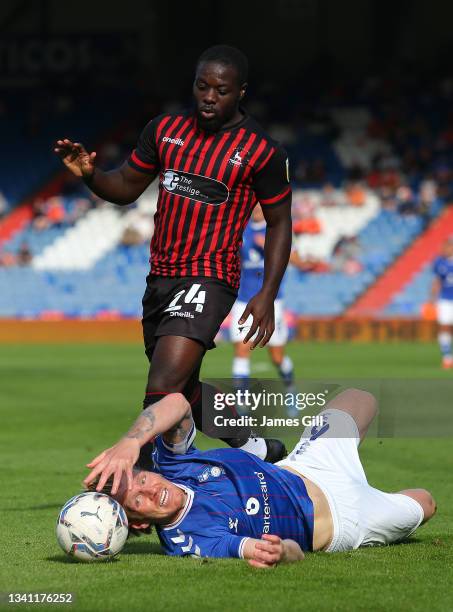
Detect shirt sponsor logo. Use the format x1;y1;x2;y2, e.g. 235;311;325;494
162;136;185;146
162;169;229;206
254;472;271;533
245;496;260;515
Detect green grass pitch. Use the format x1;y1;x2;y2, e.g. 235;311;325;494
0;341;452;611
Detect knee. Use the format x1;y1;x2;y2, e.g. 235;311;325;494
338;388;378;417
147;370;187;393
418;489;437;522
402;488;437;522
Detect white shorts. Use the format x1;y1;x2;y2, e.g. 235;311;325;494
277;409;424;552
437;299;453;325
230;299;288;347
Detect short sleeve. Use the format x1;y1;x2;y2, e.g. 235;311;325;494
252;146;291;207
128;119;160;175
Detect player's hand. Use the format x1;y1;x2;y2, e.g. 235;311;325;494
54;138;96;179
83;437;140;495
239;291;275;349
248;535;284;568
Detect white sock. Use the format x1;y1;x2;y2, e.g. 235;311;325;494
239;436;267;460
438;331;452;357
233;357;250;378
279;355;293;375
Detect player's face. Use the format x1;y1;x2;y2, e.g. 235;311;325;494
193;61;246;131
115;470;187;525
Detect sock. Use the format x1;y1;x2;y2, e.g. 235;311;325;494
232;357;250;378
237;436;267;460
277;355;294;385
438;332;452;358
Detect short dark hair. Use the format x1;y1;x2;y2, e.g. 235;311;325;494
196;45;248;84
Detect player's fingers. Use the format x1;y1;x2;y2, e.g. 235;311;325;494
262;534;281;544
96;466;115;492
243;317;259;344
86;450;107;467
110;466;123;495
248;559;274;569
238;304;252;325
255;541;278;555
250;324;266;350
126;465;134;491
83;463;106;487
253;548;278;564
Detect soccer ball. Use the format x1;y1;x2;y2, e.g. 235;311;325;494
56;492;129;562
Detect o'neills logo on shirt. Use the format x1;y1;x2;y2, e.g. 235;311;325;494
161;169;229;206
162;136;185;146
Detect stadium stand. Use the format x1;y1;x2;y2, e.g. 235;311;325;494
1;72;453;319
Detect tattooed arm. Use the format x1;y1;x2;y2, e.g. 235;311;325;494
84;393;191;494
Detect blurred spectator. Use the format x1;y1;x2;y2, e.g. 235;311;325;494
32;199;49;231
16;242;32;266
46;197;66;227
331;236;363;275
396;185;417;215
345;182;366;207
67;197;92;225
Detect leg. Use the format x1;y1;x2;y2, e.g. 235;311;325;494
146;335;205;394
230;300;252;386
269;345;294;385
232;341;251;385
438;322;453;369
326;388;378;443
268;300;294;386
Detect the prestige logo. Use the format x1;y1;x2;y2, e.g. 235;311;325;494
161;169;229;206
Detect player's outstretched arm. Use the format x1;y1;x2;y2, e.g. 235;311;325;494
240;200;292;349
54;138;154;205
243;534;304;568
83;393;192;494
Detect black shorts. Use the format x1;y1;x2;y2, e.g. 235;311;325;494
142;275;237;360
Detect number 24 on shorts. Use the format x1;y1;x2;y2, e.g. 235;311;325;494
164;284;206;313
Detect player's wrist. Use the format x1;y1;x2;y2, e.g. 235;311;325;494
82;167;96;185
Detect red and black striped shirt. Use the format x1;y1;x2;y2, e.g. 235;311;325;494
128;110;291;289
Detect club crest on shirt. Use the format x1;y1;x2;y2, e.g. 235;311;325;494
228;147;250;167
198;465;225;482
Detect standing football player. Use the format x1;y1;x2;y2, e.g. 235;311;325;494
54;45;292;463
431;237;453;369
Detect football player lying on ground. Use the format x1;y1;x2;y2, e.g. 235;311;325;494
84;389;436;568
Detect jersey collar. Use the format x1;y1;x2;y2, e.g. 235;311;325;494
194;109;249;135
162;484;194;531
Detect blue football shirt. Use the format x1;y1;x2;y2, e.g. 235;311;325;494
152;426;314;559
433;256;453;300
238;220;285;302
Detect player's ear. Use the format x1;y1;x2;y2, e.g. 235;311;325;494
239;82;247;100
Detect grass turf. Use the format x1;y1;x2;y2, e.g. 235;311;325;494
0;341;452;611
